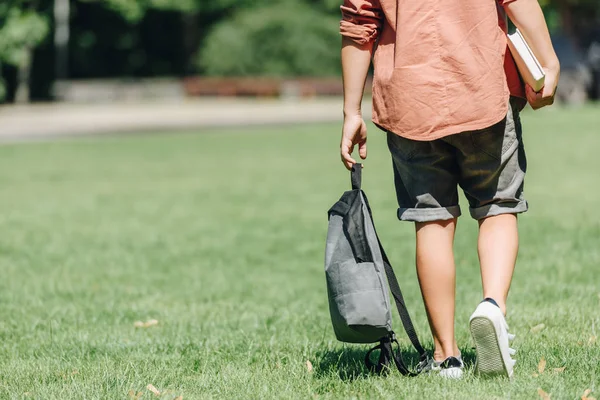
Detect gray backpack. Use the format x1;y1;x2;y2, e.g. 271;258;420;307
325;164;429;375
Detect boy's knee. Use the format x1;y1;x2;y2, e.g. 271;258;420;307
415;218;457;231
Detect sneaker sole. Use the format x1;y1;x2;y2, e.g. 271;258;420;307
470;316;510;378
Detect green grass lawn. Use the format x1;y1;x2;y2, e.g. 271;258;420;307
0;105;598;399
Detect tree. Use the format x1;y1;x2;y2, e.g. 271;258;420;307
0;2;49;102
91;0;196;22
198;2;341;77
90;0;344;77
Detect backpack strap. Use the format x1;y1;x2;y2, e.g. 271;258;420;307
379;245;428;362
365;337;392;375
366;334;420;376
351;163;362;190
356;174;430;374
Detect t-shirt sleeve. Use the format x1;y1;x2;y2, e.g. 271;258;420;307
340;0;383;45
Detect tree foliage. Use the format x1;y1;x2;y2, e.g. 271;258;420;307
198;2;341;77
0;0;598;102
86;0;196;22
0;7;48;66
0;2;49;100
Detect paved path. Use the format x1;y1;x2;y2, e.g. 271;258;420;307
0;98;372;143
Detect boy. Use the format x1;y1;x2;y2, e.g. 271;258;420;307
339;0;560;378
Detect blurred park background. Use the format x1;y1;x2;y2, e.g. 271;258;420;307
0;0;599;107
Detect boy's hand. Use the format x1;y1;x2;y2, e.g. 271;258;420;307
526;66;560;110
340;114;368;170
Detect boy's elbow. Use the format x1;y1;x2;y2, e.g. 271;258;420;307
340;20;380;46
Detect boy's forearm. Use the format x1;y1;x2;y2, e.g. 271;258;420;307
342;37;374;116
504;0;559;70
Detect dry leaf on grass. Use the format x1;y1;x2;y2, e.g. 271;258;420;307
531;324;546;333
306;360;313;373
538;357;546;374
552;367;566;373
589;336;597;345
128;390;143;399
532;373;539;377
582;389;595;400
173;397;183;400
134;319;159;328
147;384;161;396
538;388;551;400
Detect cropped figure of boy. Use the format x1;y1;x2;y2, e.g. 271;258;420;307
339;0;559;378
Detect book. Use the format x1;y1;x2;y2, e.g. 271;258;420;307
507;29;545;92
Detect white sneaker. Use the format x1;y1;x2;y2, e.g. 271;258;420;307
423;355;464;379
469;301;516;378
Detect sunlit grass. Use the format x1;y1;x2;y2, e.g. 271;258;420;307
0;104;598;398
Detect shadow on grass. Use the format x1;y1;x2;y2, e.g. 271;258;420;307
314;347;370;381
459;346;477;368
314;343;429;381
314;344;477;381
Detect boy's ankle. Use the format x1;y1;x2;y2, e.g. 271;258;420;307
482;297;507;316
433;344;461;362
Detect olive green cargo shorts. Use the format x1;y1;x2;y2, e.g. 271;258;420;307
386;98;528;222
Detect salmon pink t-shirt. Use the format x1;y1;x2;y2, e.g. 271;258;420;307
340;0;526;140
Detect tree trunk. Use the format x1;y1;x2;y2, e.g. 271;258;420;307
54;0;70;99
0;61;5;102
15;48;32;104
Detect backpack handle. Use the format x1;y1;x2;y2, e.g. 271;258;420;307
351;163;362;190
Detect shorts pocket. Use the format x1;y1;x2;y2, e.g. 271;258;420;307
470;117;517;161
387;131;428;161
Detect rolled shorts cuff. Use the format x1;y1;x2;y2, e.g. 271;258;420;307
469;200;529;220
398;205;461;222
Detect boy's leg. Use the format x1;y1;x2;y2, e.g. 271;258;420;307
458;97;527;314
386;132;462;363
416;219;460;361
478;214;519;315
456;97;526;377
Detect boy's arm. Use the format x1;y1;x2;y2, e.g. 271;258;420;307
502;0;560;109
340;38;373;170
339;0;382;170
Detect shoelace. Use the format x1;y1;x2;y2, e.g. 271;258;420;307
508;332;517;367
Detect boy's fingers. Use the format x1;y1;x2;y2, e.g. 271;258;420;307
340;141;356;170
525;85;535;103
526;84;539;99
525;84;533;96
526;81;556;110
341;154;356;170
358;140;367;159
342;151;356;165
526;84;545;110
